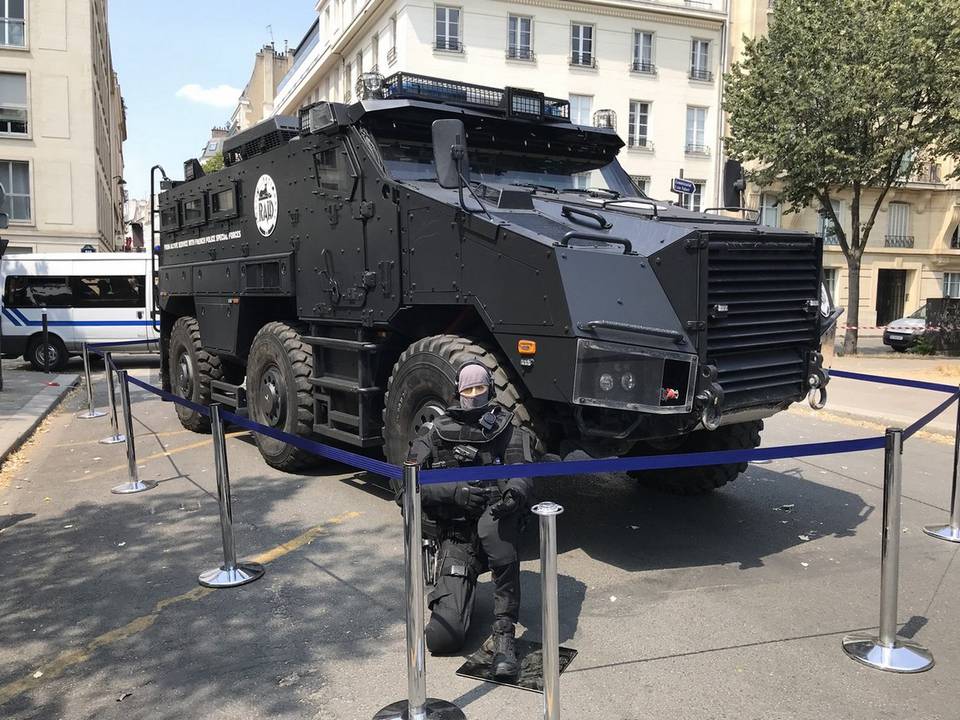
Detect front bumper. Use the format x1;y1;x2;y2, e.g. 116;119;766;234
883;330;918;347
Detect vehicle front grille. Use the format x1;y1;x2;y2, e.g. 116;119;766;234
706;237;821;410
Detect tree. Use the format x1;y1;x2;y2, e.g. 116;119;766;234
202;152;224;174
724;0;960;353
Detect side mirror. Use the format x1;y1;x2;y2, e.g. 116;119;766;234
432;119;469;189
722;158;745;208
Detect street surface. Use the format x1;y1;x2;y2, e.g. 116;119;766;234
0;359;958;719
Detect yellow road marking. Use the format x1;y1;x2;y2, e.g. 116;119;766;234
0;510;363;705
69;431;249;483
54;429;194;449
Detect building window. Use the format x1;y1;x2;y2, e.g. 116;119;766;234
951;226;959;250
388;15;398;63
435;5;461;52
885;201;913;247
0;72;28;135
632;31;654;73
680;181;705;212
571;23;594;66
0;160;29;220
690;39;712;81
371;34;379;72
685;106;707;154
507;15;532;60
569;94;592;126
343;62;352;102
0;0;25;48
819;199;842;245
631;175;650;195
944;273;960;298
628;101;650;149
760;192;780;227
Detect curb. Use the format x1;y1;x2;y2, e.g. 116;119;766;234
0;374;80;466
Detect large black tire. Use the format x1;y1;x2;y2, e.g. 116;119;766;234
382;334;539;467
246;321;317;472
168;316;222;433
629;420;763;495
26;334;68;371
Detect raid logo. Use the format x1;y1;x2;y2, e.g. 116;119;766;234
255;174;278;237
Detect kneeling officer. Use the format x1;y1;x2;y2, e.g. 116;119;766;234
405;360;534;678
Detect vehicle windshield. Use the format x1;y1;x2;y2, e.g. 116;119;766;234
908;303;927;320
364;112;641;197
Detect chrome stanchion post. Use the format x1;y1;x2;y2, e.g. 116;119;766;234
198;404;264;588
842;428;934;672
923;387;960;543
99;353;125;445
373;463;465;720
41;310;49;374
534;502;564;720
77;342;106;419
111;370;156;495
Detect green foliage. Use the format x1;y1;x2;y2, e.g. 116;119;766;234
724;0;960;353
202;152;224;174
910;333;938;356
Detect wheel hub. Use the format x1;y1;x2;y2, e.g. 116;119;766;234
176;351;194;398
260;366;285;426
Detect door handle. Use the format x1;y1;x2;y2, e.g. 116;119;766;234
137;311;144;319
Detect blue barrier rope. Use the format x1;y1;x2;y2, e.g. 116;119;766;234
115;365;956;486
904;393;959;440
829;368;958;395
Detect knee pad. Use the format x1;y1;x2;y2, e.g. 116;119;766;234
425;615;466;654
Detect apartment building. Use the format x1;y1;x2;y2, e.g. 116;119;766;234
230;43;294;134
730;0;960;328
273;0;729;207
0;0;127;255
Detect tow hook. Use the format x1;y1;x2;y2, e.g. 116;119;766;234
807;372;828;410
697;387;723;430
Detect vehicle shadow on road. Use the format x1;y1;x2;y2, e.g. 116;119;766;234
526;464;873;573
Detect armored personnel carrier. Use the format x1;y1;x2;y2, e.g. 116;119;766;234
154;72;834;494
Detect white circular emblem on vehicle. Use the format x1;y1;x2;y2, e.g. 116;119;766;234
255;174;278;237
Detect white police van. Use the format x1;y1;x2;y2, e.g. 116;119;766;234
0;253;159;370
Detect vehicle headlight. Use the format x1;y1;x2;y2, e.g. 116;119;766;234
573;339;696;414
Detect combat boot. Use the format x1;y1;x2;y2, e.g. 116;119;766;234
491;619;519;678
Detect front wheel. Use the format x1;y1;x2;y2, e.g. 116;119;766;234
629;420;763;495
26;334;68;371
168;316;222;433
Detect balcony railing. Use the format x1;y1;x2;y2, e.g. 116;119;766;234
689;68;714;82
387;46;397;64
884;235;915;248
435;38;462;52
570;53;596;68
629;138;653;150
507;46;534;60
631;60;656;74
685;143;710;155
911;162;942;184
684;0;713;8
823;235;841;246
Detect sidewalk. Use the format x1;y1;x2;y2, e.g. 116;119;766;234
0;359;78;465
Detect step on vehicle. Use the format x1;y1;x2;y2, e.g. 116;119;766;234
1;253;160;371
154;72;838;492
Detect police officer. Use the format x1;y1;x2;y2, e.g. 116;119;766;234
406;360;534;678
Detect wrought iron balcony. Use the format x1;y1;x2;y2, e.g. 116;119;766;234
884;235;915;248
387;47;397;64
434;39;462;52
685;143;710;155
689;68;714;82
507;47;534;60
631;60;656;74
570;53;596;68
629;138;653;150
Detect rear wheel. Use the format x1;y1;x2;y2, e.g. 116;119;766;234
246;321;317;472
168;316;222;433
382;334;539;467
26;334;68;371
629;420;763;495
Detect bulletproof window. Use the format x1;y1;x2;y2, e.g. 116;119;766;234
182;197;205;226
210;186;238;220
160;203;180;230
313;141;357;198
0;72;28;134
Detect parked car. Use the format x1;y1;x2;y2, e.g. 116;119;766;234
0;253;159;370
882;304;928;352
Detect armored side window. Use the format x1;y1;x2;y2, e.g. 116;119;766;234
313;139;358;199
183;197;206;227
160;203;180;230
210;185;239;221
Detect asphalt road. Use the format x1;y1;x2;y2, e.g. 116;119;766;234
0;362;958;720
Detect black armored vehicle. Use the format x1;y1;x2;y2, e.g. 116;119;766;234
155;73;832;494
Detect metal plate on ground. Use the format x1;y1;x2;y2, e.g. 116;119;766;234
455;638;577;693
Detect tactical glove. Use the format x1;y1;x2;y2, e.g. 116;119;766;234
489;489;522;520
454;483;488;514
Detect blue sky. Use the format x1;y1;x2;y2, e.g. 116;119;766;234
110;2;317;199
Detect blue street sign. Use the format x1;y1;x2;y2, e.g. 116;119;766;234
671;178;696;195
